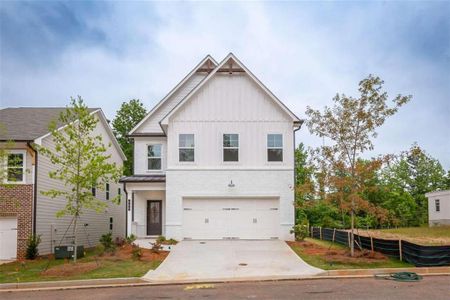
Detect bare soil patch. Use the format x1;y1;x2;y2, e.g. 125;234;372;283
41;261;99;277
287;240;388;264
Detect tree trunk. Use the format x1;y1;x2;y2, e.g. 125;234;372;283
73;214;78;263
350;209;355;257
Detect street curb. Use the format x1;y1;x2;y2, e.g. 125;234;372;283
1;266;449;293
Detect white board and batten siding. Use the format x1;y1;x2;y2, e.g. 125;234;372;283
135;73;206;134
36;112;125;255
164;73;296;241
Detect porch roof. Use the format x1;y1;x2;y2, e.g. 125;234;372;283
119;174;166;183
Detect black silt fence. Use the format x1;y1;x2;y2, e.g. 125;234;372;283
310;227;450;267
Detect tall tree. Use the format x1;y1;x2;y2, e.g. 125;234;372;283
112;99;147;176
306;75;411;256
38;97;123;262
386;144;448;224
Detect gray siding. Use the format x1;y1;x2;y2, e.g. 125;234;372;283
35;113;125;255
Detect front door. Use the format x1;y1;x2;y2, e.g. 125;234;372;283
147;200;162;236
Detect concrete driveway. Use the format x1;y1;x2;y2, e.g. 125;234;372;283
143;240;323;282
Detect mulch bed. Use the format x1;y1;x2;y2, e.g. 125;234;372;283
287;240;388;264
40;244;169;277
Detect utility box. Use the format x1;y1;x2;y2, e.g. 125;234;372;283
54;245;85;259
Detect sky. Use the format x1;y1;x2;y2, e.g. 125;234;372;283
0;1;449;168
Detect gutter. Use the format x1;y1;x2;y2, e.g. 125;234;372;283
292;120;304;225
27;141;38;236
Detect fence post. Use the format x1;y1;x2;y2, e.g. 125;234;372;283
399;239;403;261
320;227;322;240
370;236;374;253
332;228;336;243
347;231;351;248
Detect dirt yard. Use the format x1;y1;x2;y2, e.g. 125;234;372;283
287;238;411;269
353;226;450;245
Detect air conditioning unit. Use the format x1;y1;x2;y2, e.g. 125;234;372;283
54;245;85;259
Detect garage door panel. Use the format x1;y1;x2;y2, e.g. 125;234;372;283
182;198;279;240
0;217;18;260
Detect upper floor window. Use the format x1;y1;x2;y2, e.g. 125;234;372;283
117;188;121;204
267;134;283;162
223;134;239;162
7;152;25;183
148;144;162;170
179;134;195;162
435;199;440;212
106;183;110;200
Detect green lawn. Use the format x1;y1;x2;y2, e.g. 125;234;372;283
359;226;450;245
288;238;413;270
0;248;163;284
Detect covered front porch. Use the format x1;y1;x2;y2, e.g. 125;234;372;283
120;175;166;238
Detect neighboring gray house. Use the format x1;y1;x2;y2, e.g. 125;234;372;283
0;108;126;260
426;190;450;226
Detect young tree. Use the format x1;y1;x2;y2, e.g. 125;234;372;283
306;75;411;256
38;97;123;262
112;99;147;176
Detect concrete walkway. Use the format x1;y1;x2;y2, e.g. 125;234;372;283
143;240;323;282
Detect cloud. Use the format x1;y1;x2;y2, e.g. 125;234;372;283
1;1;449;168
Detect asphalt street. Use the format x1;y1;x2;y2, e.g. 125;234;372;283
2;276;449;300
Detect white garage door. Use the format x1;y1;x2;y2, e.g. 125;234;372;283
0;217;18;260
183;198;279;240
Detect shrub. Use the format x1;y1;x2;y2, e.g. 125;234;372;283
150;241;162;253
115;236;126;247
95;244;105;256
126;234;137;244
156;235;166;243
99;232;116;253
26;234;41;260
166;238;178;245
291;220;309;241
131;243;142;260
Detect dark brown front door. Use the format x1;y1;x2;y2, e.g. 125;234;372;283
147;200;162;236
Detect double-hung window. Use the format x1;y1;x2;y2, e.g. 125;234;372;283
7;152;25;183
223;134;239;162
106;183;110;200
435;199;440;212
179;134;195;162
267;134;283;162
148;144;162;170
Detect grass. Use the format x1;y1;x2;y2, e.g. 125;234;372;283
357;226;450;245
288;238;413;270
0;247;164;284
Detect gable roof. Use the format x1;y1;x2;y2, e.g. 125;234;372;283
0;107;98;141
129;55;218;135
160;53;302;126
0;107;127;161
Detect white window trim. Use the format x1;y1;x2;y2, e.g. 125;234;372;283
5;150;26;184
222;133;239;163
147;143;163;172
267;133;283;163
178;134;195;163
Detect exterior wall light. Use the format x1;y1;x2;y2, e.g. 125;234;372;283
228;180;235;188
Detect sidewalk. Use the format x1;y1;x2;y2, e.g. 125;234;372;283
1;266;449;292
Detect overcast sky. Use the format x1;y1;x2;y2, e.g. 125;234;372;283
1;1;449;168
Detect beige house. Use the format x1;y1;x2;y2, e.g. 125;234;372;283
0;108;126;260
426;190;450;226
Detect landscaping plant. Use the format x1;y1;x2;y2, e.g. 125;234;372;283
126;234;137;244
25;234;41;260
131;243;142;260
100;232;116;253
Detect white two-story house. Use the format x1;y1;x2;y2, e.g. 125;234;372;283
121;53;302;241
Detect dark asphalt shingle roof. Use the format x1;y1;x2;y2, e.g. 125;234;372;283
0;107;99;141
119;175;166;183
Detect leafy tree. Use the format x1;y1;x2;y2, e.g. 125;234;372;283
38;97;123;262
305;75;411;256
112;99;147;176
384;144;448;225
